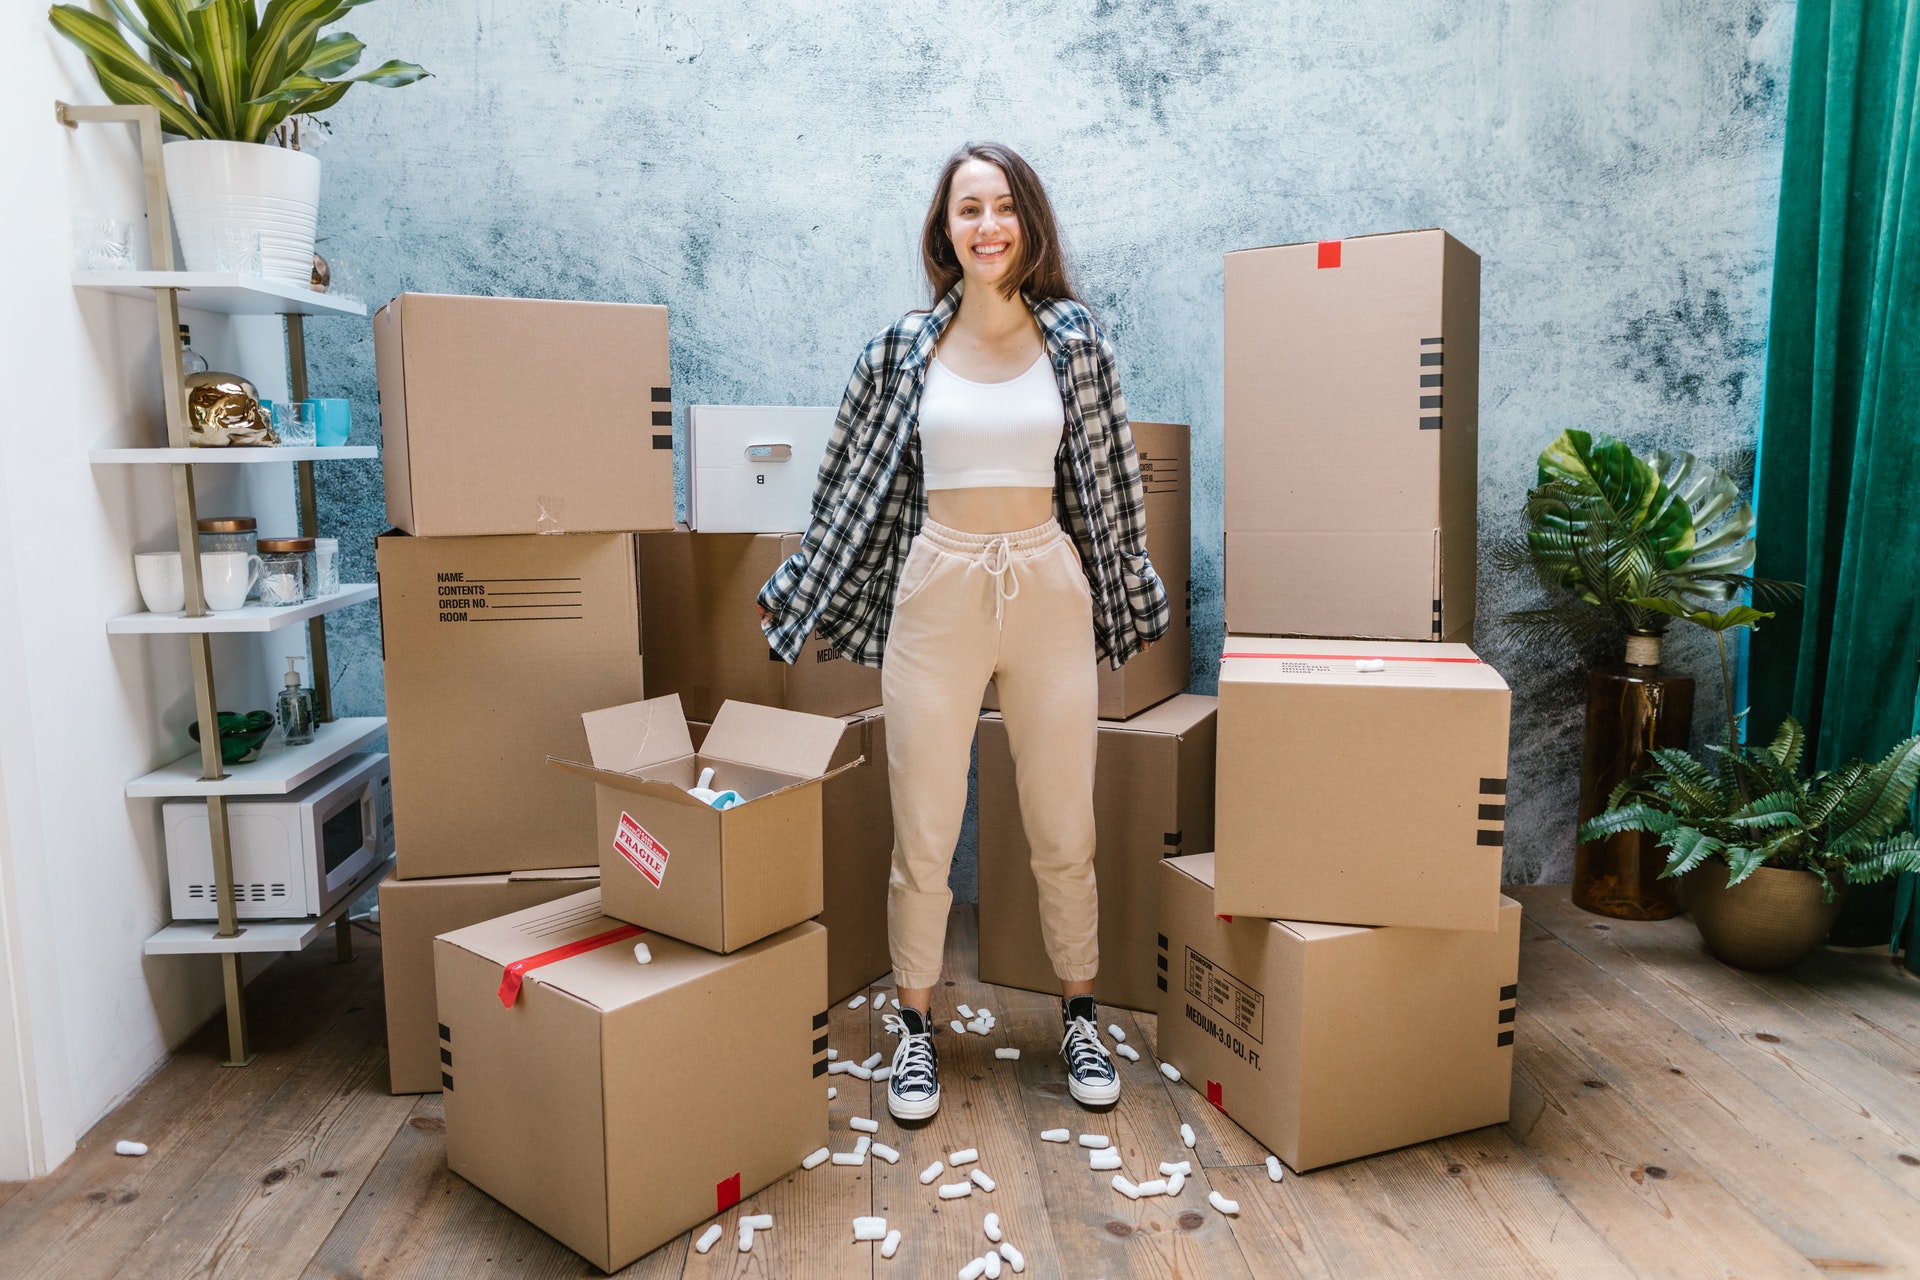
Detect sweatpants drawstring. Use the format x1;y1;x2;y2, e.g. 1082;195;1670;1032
978;535;1021;625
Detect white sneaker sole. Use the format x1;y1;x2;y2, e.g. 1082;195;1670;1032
1068;1075;1121;1107
887;1088;941;1121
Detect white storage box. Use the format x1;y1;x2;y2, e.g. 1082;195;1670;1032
687;405;834;533
164;752;393;920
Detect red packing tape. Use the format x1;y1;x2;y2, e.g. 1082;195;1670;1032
1221;651;1484;664
497;923;644;1008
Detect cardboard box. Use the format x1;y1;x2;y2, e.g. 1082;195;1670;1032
374;292;676;537
977;694;1216;1011
691;710;893;1002
1155;854;1519;1171
1224;230;1479;642
687;405;835;533
1214;637;1510;931
377;866;599;1093
637;530;882;722
436;889;827;1273
378;532;645;879
985;421;1192;720
550;694;859;953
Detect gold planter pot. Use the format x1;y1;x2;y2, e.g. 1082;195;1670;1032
1683;863;1845;971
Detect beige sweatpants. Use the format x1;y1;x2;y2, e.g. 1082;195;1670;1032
882;516;1099;990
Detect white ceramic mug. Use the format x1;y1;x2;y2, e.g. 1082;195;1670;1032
133;551;185;614
201;551;262;612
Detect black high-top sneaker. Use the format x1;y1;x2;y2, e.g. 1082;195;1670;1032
883;1005;941;1121
1060;994;1121;1106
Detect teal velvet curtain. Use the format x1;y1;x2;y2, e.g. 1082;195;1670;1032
1748;0;1920;951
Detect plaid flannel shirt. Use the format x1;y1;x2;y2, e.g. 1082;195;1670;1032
758;283;1171;669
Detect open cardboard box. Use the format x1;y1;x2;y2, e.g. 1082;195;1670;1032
550;694;860;953
436;888;827;1272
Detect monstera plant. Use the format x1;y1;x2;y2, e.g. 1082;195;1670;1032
49;0;427;285
1496;430;1799;921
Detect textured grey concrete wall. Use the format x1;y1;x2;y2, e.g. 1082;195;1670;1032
306;0;1794;892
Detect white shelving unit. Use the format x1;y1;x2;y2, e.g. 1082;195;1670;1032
126;716;387;798
107;583;377;634
73;270;369;318
61;100;383;1066
91;444;378;464
144;855;392;956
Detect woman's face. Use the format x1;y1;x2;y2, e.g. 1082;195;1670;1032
946;158;1020;290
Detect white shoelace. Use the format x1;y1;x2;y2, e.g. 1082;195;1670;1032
977;535;1022;625
1061;1015;1115;1082
883;1012;938;1097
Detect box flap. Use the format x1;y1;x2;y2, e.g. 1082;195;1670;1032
1219;636;1509;692
548;756;719;811
702;700;848;778
582;694;694;773
1104;692;1217;738
507;866;602;883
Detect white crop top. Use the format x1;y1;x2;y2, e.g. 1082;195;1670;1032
917;353;1066;490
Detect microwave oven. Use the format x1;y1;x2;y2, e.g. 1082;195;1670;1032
164;752;393;921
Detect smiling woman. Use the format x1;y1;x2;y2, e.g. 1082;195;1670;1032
756;140;1169;1125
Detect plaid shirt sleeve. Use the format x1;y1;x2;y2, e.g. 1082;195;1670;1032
1091;327;1172;654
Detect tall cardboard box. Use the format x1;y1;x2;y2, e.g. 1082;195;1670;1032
436;890;827;1273
378;532;645;879
374;292;676;537
550;695;858;953
378;866;599;1093
1214;637;1510;932
977;694;1216;1011
1225;230;1479;642
636;530;881;722
1156;854;1519;1171
985;420;1192;720
693;710;893;1002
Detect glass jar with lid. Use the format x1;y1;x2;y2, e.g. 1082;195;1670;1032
257;536;315;607
197;517;259;600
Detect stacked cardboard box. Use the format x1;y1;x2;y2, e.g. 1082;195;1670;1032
1155;231;1520;1171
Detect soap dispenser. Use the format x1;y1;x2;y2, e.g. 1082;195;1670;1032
277;656;316;746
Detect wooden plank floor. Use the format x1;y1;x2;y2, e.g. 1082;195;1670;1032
3;889;1917;1279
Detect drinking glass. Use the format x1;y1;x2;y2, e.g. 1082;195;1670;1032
272;400;317;446
209;226;263;275
73;216;135;271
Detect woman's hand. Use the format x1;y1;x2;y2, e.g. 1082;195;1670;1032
756;603;772;625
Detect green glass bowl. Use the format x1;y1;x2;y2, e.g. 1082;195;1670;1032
189;710;276;764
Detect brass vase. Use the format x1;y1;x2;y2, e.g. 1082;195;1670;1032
1572;633;1695;920
1684;863;1845;971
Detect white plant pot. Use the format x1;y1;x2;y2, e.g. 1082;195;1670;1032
162;139;321;287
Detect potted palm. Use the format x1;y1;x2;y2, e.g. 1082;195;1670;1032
49;0;427;286
1495;430;1796;920
1579;605;1920;971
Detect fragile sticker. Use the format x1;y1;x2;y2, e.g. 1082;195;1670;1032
614;812;669;887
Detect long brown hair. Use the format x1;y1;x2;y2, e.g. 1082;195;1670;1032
920;142;1081;306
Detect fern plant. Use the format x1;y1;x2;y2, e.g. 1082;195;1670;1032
49;0;427;146
1577;718;1920;902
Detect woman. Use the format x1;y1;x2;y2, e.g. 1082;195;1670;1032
758;142;1169;1119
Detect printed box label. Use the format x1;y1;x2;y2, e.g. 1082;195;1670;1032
1184;947;1265;1045
614;812;669;887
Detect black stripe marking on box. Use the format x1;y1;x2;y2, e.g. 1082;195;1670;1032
1421;352;1443;366
442;1071;454;1090
1420;416;1443;430
1157;933;1168;950
1157;975;1169;992
1501;983;1518;1001
1479;804;1506;821
1421;373;1443;387
1421;336;1443;344
1164;831;1182;846
814;1009;830;1029
438;1023;450;1042
812;1034;829;1053
1499;1006;1516;1024
651;410;673;427
440;1047;452;1065
652;434;673;449
1157;953;1168;971
1477;829;1505;846
1496;1030;1515;1047
1432;619;1443;635
651;386;672;402
1481;778;1508;795
1421;395;1443;409
813;1059;828;1077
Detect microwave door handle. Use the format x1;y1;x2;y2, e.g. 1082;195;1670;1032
744;443;793;463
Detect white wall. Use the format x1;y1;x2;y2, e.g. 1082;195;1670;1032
0;11;303;1179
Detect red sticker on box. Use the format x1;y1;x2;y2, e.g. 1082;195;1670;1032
614;812;669;887
1317;239;1341;268
716;1172;742;1213
1206;1079;1227;1113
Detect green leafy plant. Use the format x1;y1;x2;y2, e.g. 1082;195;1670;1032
49;0;428;145
1578;717;1920;901
1493;429;1794;649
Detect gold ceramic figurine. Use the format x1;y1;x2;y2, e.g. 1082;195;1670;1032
185;371;279;447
